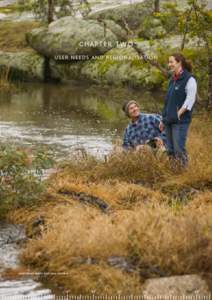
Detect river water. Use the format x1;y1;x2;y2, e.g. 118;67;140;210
0;223;55;299
0;81;163;299
0;81;162;158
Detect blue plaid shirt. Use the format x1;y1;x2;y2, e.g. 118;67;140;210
123;113;166;150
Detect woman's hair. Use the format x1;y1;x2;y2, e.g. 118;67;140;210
170;53;192;72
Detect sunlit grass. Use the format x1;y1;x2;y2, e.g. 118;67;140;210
9;115;212;294
0;21;41;52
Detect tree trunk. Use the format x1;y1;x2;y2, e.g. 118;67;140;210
181;7;193;50
45;0;54;82
44;56;51;82
48;0;54;24
154;0;160;13
207;55;212;108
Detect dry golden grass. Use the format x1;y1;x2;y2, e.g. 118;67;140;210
57;115;212;191
0;66;16;92
19;200;212;293
41;263;143;295
0;21;41;52
8;115;212;294
48;179;167;209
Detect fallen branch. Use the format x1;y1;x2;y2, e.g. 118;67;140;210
58;189;109;212
131;42;169;79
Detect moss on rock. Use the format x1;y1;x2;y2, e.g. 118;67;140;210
80;47;164;89
0;51;45;81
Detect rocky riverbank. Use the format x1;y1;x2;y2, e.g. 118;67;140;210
0;0;209;91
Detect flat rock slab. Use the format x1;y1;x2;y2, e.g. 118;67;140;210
142;275;210;299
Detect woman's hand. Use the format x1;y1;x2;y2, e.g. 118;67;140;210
177;110;181;120
159;121;164;132
178;107;187;120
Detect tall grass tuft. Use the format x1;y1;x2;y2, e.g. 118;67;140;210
0;66;15;93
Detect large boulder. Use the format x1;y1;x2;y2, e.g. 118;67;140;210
1;33;205;88
49;60;84;82
26;16;127;60
50;46;164;89
142;275;210;299
49;32;206;89
0;51;44;81
87;0;153;31
81;47;163;88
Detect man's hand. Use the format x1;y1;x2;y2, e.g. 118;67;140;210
135;145;145;151
135;144;151;152
159;121;164;132
154;137;164;148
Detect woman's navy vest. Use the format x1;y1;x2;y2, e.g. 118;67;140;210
162;70;193;124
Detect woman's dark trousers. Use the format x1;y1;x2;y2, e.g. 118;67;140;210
165;123;190;166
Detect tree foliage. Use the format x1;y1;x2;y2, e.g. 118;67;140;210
177;0;212;106
133;0;212;106
32;0;91;22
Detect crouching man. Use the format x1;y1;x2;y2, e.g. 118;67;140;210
122;100;166;151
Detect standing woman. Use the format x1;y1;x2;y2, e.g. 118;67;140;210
160;53;197;166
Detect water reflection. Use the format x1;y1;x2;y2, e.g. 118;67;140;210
0;82;163;157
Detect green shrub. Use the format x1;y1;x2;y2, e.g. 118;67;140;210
0;144;54;218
